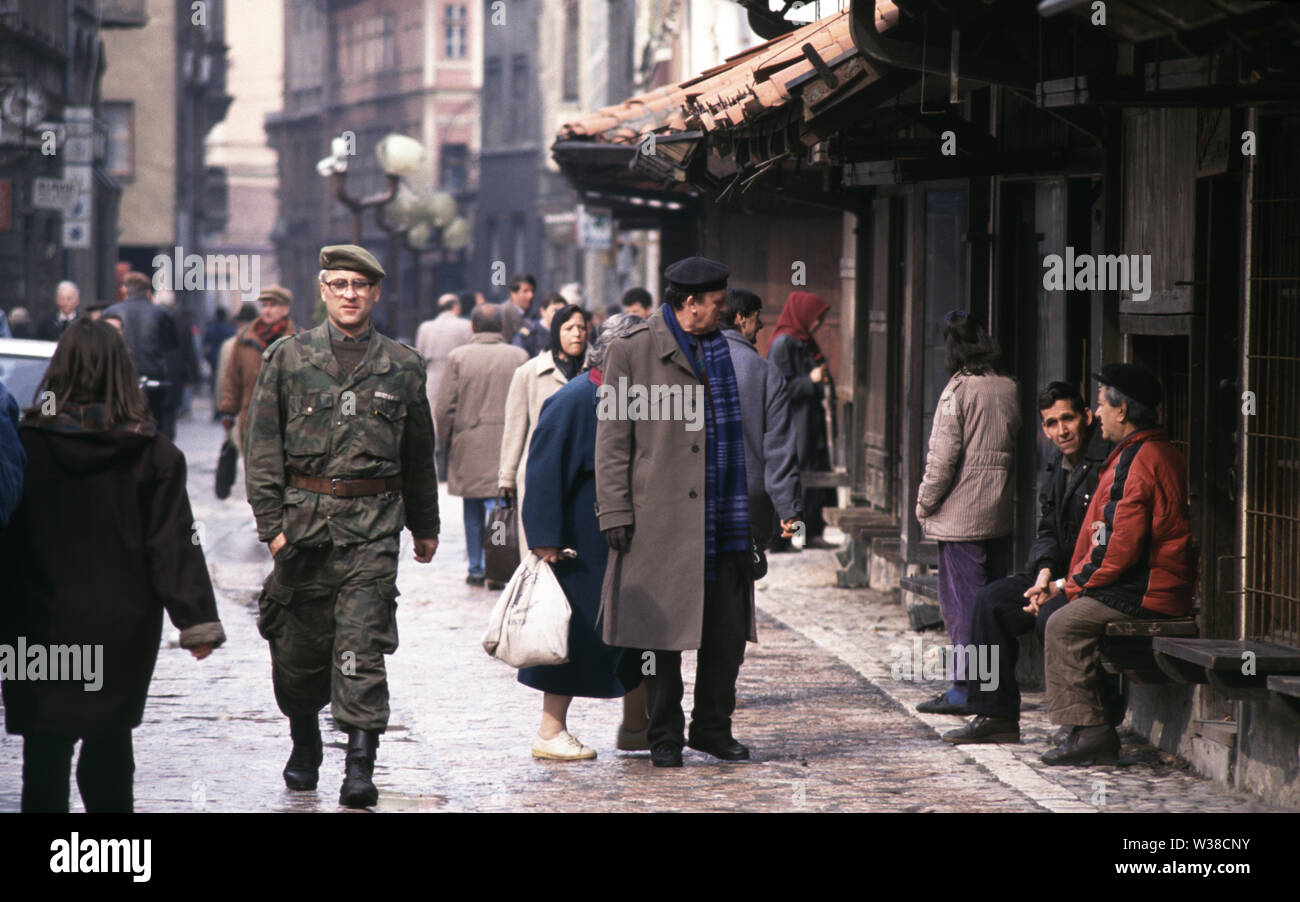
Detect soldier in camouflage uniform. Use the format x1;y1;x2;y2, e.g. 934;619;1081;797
244;244;440;809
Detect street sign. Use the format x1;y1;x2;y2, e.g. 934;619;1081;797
577;205;613;250
61;220;91;249
33;177;80;212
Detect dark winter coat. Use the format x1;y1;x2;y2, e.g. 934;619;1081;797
1026;423;1112;578
102;294;179;382
519;373;641;697
0;381;23;529
0;410;225;735
767;333;829;472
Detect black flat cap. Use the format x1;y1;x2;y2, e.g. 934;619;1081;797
1094;363;1162;410
319;244;386;281
664;256;729;293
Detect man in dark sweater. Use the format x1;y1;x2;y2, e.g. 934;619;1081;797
940;381;1113;741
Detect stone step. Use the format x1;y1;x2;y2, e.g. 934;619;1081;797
900;574;943;631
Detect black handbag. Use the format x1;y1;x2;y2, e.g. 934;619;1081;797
483;498;520;584
215;432;238;499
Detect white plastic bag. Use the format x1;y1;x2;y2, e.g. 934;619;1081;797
482;552;573;668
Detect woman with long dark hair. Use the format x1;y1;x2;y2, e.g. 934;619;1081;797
0;317;224;812
767;290;836;549
913;311;1020;716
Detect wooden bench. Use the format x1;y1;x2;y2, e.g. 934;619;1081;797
823;506;897;588
1266;675;1300;715
1151;638;1300;699
1100;617;1199;683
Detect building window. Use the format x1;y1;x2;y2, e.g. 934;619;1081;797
483;56;502;147
440;143;468;192
341;14;397;77
510;54;529;135
562;0;579;101
103;102;133;178
443;3;468;59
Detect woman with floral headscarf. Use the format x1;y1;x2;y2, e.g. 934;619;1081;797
767;291;836;550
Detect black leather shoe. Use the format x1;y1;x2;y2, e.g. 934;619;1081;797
942;715;1020;745
283;716;323;790
916;692;969;715
650;743;683;768
485;579;506;591
687;735;750;761
465;575;485;587
1041;724;1119;766
339;729;380;808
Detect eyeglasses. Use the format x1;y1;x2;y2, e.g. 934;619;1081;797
323;278;375;295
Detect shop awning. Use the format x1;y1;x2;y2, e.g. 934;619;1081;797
553;8;910;195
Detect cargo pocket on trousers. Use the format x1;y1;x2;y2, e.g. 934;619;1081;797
256;574;294;641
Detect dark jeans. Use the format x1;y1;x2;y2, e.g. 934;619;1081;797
22;731;135;813
644;552;751;749
145;386;177;440
966;572;1067;719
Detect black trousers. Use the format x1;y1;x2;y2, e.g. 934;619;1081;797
966;572;1068;719
145;386;177;440
644;552;751;749
22;731;135;813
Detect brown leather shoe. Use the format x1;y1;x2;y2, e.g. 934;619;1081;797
1041;724;1119;766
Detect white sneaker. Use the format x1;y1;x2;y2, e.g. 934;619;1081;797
531;730;597;761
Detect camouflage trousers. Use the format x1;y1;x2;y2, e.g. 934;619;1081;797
257;534;400;733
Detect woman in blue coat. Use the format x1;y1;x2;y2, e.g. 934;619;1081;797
519;314;646;760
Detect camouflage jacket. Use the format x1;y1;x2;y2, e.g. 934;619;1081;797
244;319;440;546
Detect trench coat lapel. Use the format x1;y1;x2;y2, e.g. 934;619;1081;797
649;311;700;382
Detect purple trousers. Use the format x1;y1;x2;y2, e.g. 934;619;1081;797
937;538;1010;691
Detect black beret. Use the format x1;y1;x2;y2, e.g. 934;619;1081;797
664;256;729;293
1094;363;1162;410
319;244;386;281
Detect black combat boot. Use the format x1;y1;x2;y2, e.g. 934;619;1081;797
339;729;380;809
283;716;323;791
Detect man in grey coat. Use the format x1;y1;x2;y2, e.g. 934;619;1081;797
721;288;803;554
434;305;527;585
596;257;756;768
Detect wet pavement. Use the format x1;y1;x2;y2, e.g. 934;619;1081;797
0;397;1288;812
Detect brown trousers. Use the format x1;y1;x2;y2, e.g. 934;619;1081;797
1044;595;1134;726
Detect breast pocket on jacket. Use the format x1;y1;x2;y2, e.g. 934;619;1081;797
285;391;334;456
369;394;407;461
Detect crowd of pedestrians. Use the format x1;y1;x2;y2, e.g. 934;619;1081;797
0;242;1193;809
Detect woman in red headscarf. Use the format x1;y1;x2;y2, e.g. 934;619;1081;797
766;291;835;550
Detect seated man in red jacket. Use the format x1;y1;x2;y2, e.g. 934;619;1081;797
1028;363;1193;766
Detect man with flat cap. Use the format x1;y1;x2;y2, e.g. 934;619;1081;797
1032;363;1193;765
219;284;297;453
244;244;440;808
596;255;758;768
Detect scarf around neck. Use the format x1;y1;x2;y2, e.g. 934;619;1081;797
249;315;292;349
661;303;749;581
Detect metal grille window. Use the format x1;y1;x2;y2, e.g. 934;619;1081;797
1244;114;1300;647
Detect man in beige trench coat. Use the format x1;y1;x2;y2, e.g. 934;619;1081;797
596;257;760;768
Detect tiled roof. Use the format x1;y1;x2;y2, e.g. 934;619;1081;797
556;9;866;148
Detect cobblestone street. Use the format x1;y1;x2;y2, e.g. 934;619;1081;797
0;399;1287;813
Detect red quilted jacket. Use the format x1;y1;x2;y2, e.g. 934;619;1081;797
1064;428;1193;617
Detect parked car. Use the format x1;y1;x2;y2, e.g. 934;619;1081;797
0;338;57;410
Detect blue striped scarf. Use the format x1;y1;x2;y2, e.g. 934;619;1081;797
662;304;750;581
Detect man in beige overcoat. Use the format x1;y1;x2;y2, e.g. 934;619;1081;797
435;304;528;586
416;293;473;480
596;256;757;768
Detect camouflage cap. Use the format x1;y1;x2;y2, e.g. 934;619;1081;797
257;284;294;306
319;244;386;281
